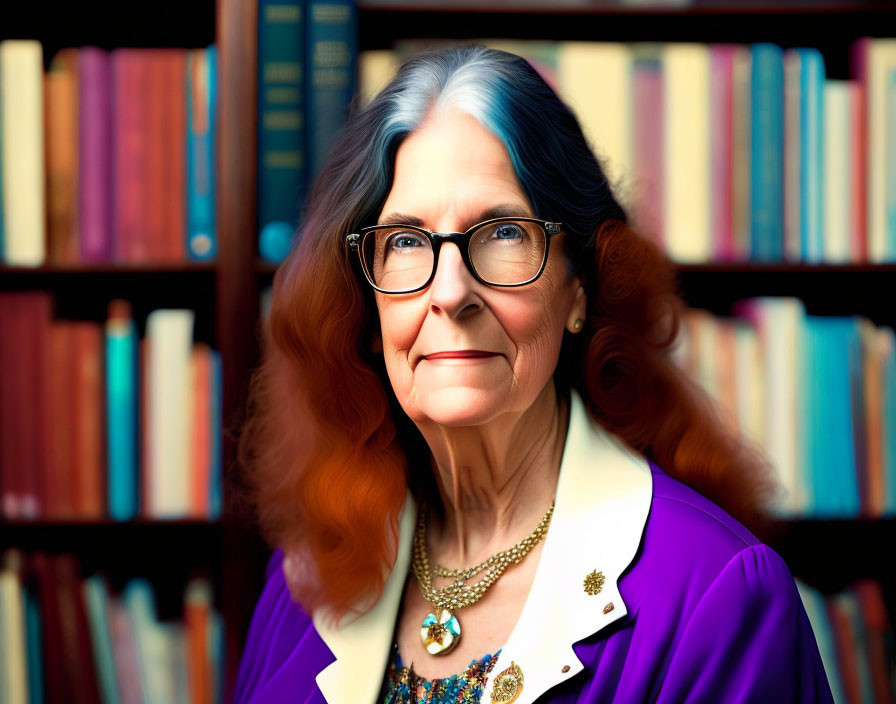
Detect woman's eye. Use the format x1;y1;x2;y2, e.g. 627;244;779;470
388;232;425;249
489;224;524;242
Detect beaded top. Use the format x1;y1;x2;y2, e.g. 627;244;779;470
380;644;502;704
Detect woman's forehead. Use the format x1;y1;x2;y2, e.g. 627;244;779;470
380;108;530;226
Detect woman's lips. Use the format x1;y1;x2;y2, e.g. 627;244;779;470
423;350;499;361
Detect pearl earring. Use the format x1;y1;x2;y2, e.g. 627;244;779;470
572;319;582;331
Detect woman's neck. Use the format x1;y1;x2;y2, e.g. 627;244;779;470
416;383;569;568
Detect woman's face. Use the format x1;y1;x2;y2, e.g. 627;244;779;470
373;106;586;428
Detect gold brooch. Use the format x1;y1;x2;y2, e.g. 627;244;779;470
583;569;605;595
491;661;524;703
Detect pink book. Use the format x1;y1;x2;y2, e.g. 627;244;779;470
710;45;736;260
78;47;113;262
108;596;144;704
631;47;664;249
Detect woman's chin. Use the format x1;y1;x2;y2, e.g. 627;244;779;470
412;386;512;428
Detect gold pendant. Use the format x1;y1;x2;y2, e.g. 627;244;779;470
420;608;461;655
491;661;524;703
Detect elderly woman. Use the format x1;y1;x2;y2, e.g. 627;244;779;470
234;45;833;703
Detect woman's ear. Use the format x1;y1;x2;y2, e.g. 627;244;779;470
566;284;587;333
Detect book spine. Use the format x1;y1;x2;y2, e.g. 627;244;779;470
750;43;784;261
78;47;112;263
258;0;307;264
187;46;218;261
106;301;139;521
800;48;825;263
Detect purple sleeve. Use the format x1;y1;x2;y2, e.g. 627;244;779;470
655;544;835;703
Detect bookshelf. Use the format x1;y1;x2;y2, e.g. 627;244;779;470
2;0;895;701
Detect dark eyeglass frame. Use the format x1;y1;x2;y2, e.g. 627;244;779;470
346;216;563;294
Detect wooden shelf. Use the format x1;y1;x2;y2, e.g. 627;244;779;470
0;262;217;276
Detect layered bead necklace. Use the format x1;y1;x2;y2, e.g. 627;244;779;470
411;500;555;656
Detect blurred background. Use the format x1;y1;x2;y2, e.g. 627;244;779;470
0;0;895;702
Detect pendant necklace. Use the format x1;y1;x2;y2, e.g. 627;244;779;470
411;500;554;656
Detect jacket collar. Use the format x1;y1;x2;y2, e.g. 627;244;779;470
313;389;653;704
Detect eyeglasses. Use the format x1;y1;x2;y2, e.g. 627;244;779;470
346;216;563;294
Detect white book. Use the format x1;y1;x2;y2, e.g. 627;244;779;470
147;309;195;518
359;50;398;109
125;579;177;704
866;39;896;261
663;43;711;262
733;320;763;446
0;550;27;704
557;42;633;205
823;80;855;263
0;40;45;266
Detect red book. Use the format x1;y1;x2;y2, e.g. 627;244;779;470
161;50;187;263
146;53;168;263
0;294;19;517
71;321;106;518
29;550;69;702
48;321;76;519
190;344;211;517
827;595;862;704
53;553;103;702
853;581;896;704
112;49;150;263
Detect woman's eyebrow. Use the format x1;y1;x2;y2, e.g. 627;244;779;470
377;203;533;229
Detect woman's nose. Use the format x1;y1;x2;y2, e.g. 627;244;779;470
427;242;482;318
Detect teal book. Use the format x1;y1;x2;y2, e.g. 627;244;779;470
23;581;44;704
805;317;861;517
84;574;122;704
106;311;139;520
306;0;358;182
750;43;784;261
209;349;222;519
883;328;896;516
187;45;218;261
798;48;825;262
258;0;306;264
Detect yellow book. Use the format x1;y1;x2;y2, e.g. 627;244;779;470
1;40;45;266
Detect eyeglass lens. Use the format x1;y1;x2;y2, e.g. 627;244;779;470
362;220;547;292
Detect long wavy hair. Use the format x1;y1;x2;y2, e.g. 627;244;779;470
236;44;783;621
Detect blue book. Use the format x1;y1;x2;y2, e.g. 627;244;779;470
187;46;218;261
306;0;358;181
106;312;139;520
750;43;785;261
883;329;896;516
258;0;306;264
209;350;222;519
23;581;44;704
798;48;825;262
84;575;122;704
806;317;861;517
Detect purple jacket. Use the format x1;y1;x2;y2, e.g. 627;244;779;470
235;391;834;703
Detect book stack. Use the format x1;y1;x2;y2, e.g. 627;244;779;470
0;40;218;268
359;37;896;264
0;548;225;703
256;0;358;263
0;292;222;521
674;298;896;519
797;577;895;704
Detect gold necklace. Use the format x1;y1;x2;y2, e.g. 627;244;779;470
412;500;555;656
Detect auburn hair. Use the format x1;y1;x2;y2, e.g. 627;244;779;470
236;44;783;621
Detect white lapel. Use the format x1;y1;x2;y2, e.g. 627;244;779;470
312;389;653;704
481;390;653;703
313;490;417;704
